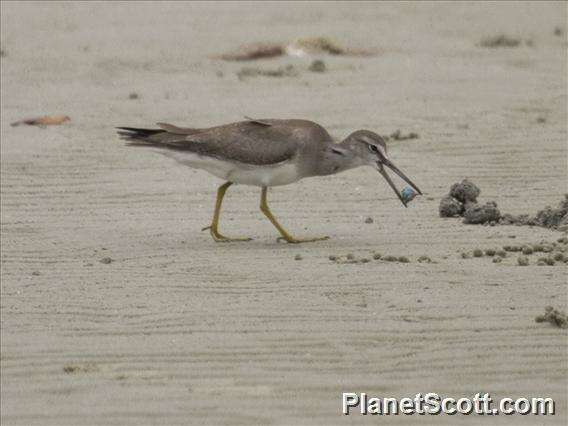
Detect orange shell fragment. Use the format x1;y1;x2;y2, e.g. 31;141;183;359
11;115;71;127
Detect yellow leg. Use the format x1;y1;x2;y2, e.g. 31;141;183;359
260;187;329;244
202;182;252;242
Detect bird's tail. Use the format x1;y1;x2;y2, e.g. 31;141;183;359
116;127;166;146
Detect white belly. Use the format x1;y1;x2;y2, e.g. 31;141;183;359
158;151;302;187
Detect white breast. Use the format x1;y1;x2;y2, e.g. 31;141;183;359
158;150;302;187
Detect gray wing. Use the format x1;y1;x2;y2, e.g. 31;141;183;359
119;119;333;166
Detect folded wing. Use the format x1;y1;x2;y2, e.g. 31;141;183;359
118;119;332;166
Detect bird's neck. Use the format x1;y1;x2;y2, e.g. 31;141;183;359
311;141;361;177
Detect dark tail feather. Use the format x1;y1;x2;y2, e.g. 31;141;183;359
117;127;163;138
116;127;166;147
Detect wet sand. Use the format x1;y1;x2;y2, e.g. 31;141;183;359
1;2;567;425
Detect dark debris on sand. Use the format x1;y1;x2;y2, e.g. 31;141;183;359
500;195;568;229
383;130;419;142
216;37;377;62
237;64;298;80
440;180;568;229
216;43;285;61
308;60;326;73
535;306;568;329
479;34;521;48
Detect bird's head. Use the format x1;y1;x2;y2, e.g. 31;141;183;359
338;130;422;207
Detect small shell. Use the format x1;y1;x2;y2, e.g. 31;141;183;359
401;187;417;203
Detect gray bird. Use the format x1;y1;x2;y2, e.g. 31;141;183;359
117;118;422;243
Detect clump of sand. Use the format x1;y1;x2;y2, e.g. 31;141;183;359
63;363;99;374
479;34;522;48
439;196;464;217
535;306;568;329
500;195;568;229
450;179;480;203
440;180;568;229
439;179;501;224
478;34;534;48
463;202;501;224
328;253;370;264
308;59;326;73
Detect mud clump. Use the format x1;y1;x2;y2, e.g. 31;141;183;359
308;60;326;73
521;246;534;255
541;255;556;266
441;180;567;230
517;256;530;266
553;252;565;262
479;34;521;48
533;196;568;228
463;202;501;224
439;179;500;224
439;195;464;217
500;195;568;230
535;306;567;329
440;179;488;220
450;179;480;204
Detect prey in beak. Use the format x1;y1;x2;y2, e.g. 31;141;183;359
375;156;422;207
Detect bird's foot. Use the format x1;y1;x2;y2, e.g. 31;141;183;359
276;235;330;244
202;226;253;242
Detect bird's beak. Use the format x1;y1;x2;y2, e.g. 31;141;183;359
376;157;422;207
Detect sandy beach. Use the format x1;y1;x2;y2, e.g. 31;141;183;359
1;2;567;425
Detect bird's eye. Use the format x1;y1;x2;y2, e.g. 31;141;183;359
368;144;378;153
